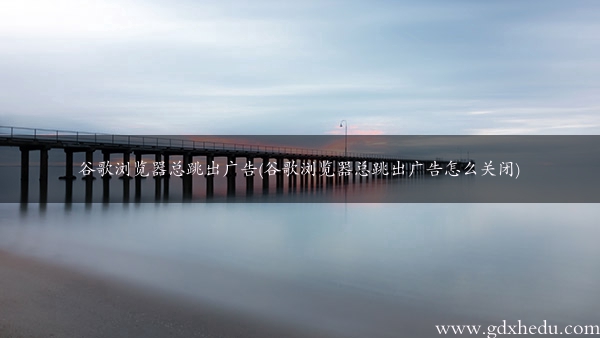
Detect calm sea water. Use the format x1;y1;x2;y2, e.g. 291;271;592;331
1;202;599;337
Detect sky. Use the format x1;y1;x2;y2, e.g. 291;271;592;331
0;0;599;135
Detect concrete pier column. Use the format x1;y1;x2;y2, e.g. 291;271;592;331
296;159;300;189
373;160;377;179
163;154;170;177
38;147;48;204
345;160;350;184
305;160;310;189
323;161;335;187
85;177;93;204
333;160;339;185
299;160;305;190
103;151;111;170
312;159;317;188
326;160;333;187
163;153;170;200
316;159;322;188
84;149;94;203
226;155;236;197
163;177;170;201
292;159;298;191
359;160;363;183
122;152;130;202
64;178;73;204
182;153;192;200
287;159;293;192
85;150;94;175
59;149;75;180
102;150;111;203
102;151;110;203
102;174;110;203
246;157;254;195
154;153;162;201
205;154;214;197
122;152;130;176
261;157;269;192
310;159;315;189
66;150;73;178
134;152;143;202
276;157;284;192
155;153;162;169
323;159;329;187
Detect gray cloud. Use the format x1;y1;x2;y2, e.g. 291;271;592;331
1;0;599;134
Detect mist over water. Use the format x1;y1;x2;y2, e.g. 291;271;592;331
1;203;599;337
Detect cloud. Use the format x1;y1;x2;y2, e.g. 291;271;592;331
1;0;600;135
0;0;295;53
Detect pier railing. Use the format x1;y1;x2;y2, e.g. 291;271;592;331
0;125;419;160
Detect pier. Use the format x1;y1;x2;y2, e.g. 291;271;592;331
0;126;471;203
